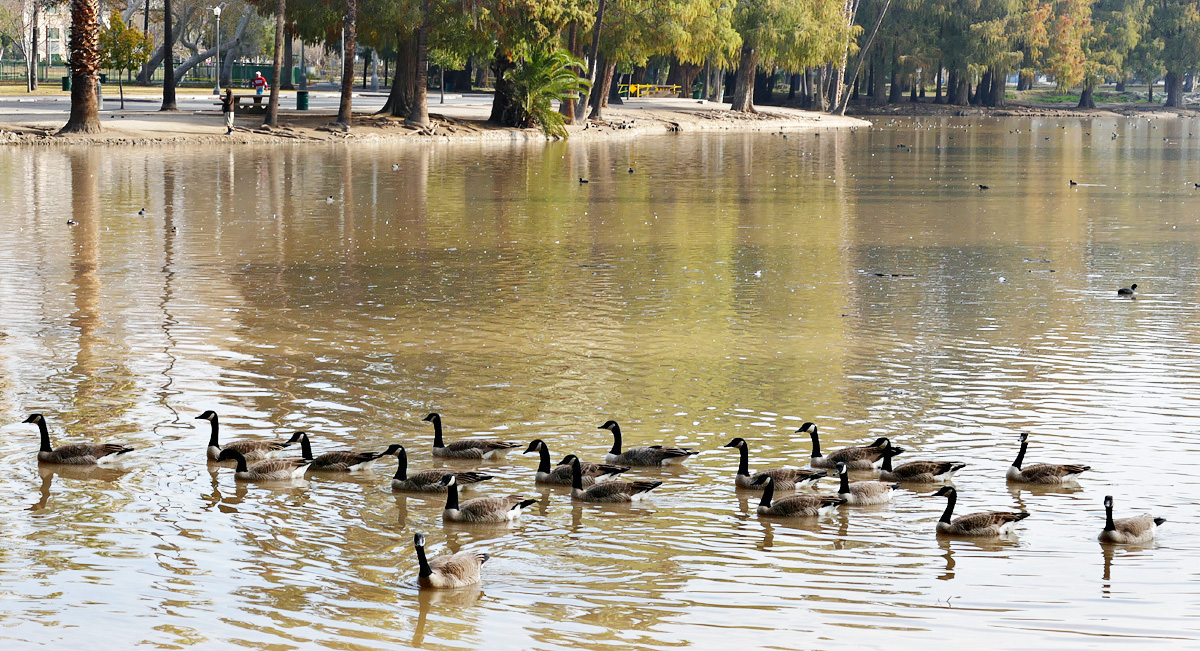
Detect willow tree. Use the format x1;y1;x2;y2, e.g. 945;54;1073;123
60;0;102;133
1149;0;1200;107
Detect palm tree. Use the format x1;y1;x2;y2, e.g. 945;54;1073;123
60;0;102;133
505;48;590;138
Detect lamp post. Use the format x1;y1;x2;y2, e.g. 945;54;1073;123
211;4;225;95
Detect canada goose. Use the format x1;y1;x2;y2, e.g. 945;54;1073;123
879;442;966;483
197;410;298;462
414;533;489;589
557;454;630;484
1098;496;1165;544
978;184;989;190
798;422;899;469
932;486;1029;535
1006;433;1090;484
424;413;520;459
522;439;627;485
391;446;493;492
751;475;845;516
569;457;661;503
598;420;698;466
295;431;400;472
1117;283;1137;296
216;448;310;481
1069;179;1078;186
834;462;899;505
579;178;589;184
23;414;133;465
722;438;826;489
440;474;537;523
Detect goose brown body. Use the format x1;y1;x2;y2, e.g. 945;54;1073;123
391;446;493;492
415;533;489;589
568;458;661;502
425;413;521;459
799;423;901;470
522;439;627;485
723;438;826;490
879;443;966;483
217;448;309;481
197;410;296;462
440;474;537;523
295;432;400;472
835;462;900;505
1006;433;1090;484
25;414;133;465
933;486;1029;535
1098;496;1164;544
599;420;698;466
753;475;845;516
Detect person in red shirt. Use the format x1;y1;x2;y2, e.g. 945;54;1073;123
252;71;268;95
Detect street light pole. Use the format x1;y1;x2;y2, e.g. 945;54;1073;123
211;4;224;95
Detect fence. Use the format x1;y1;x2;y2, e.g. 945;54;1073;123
0;59;308;88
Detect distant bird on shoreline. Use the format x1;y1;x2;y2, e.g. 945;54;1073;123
978;184;989;190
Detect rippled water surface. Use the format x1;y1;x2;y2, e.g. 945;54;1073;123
2;116;1200;648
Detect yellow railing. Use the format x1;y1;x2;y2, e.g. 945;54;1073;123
618;84;681;98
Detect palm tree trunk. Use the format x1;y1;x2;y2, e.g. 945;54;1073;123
160;0;177;110
60;0;101;133
407;0;430;126
336;0;356;125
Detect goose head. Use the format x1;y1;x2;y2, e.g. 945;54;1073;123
751;474;773;487
1130;283;1138;291
869;437;890;448
195;410;217;421
414;532;426;548
422;413;440;423
722;438;747;449
932;486;956;498
1103;495;1113;509
1018;432;1029;443
216;449;245;463
439;473;457;487
795;422;816;435
835;461;848;476
381;444;403;456
598;420;619;432
23;414;44;425
557;454;579;466
286;431;307;444
523;439;546;454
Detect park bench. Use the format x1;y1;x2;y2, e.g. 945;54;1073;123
215;94;269;115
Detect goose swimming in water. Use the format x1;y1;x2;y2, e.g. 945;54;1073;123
1117;283;1137;296
197;410;298;462
391;446;492;492
834;462;900;505
522;439;628;486
798;422;899;470
878;442;966;483
1006;433;1090;484
722;438;826;489
424;413;521;459
598;420;698;466
931;486;1029;536
440;474;537;523
216;448;310;481
294;431;400;472
752;475;845;517
23;414;133;465
1098;495;1165;544
568;457;661;503
414;533;489;589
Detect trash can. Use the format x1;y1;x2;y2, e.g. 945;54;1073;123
296;90;309;110
693;88;702;99
61;76;70;91
98;73;107;84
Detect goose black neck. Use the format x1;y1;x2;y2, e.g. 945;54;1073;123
431;417;444;448
299;433;313;461
882;447;894;472
1104;502;1115;532
207;416;220;448
758;477;775;508
415;542;432;577
35;418;52;453
444;480;459;511
736;445;750;477
940;489;957;523
609;424;622;455
838;467;849;494
229;452;249;473
1013;438;1028;469
537;443;551;474
571;459;584;490
810;430;821;458
394;448;408;480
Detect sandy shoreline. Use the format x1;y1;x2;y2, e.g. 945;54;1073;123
0;95;868;146
845;99;1200;119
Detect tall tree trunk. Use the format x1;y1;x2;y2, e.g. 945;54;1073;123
1165;71;1183;108
1114;78;1125;92
264;0;285;127
380;31;416;117
1184;72;1194;92
559;22;578;122
579;0;608;116
1147;78;1153;103
61;0;101;133
607;66;622;105
872;54;886;105
989;67;1005;107
934;64;942;102
282;37;295;89
407;0;430;126
29;7;38;91
488;48;521;125
161;0;177;111
729;42;757;113
336;0;357;125
589;58;614;118
1077;81;1095;109
887;45;901;103
909;72;918;102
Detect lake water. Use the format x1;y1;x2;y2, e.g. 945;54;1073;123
1;116;1200;648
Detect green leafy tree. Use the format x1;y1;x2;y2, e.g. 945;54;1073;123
1148;0;1200;107
100;10;154;110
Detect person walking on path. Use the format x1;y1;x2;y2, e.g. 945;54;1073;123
221;88;235;135
252;72;269;96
